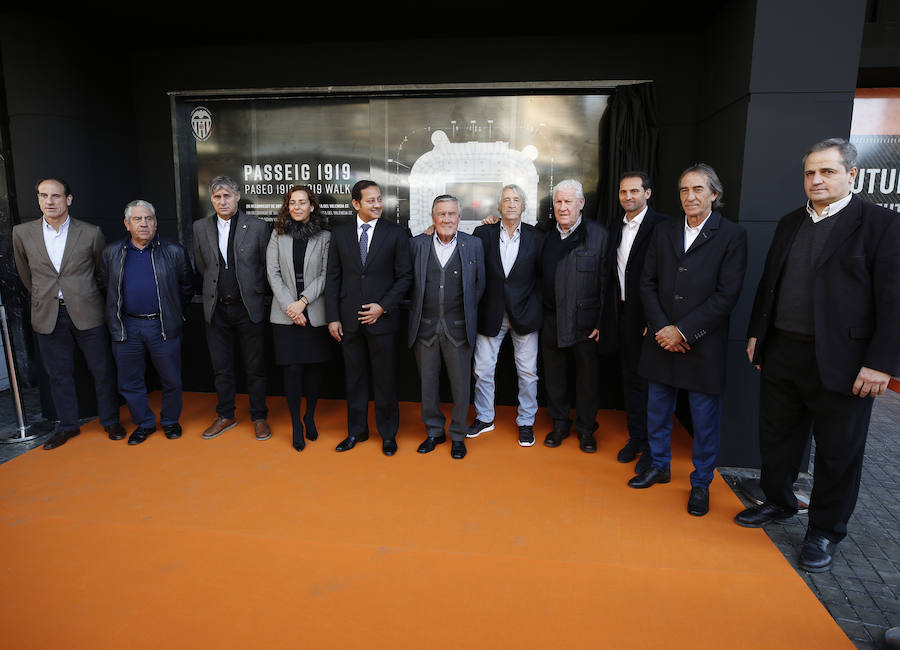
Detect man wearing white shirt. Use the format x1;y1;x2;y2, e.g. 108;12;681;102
736;139;900;572
629;164;747;519
408;195;484;459
325;180;412;455
192;175;272;441
609;173;668;472
470;185;544;447
12;178;125;449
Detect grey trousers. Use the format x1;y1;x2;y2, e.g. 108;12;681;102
414;332;473;442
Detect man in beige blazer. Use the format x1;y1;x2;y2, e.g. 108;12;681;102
12;178;124;449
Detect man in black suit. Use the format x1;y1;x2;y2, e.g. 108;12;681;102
735;138;900;572
408;195;484;459
628;164;747;519
610;172;668;473
193;175;272;441
469;185;544;447
325;180;413;455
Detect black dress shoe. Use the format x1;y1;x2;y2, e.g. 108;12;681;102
451;440;466;459
128;426;156;445
417;434;447;454
105;422;127;441
335;432;369;452
578;433;597;453
544;422;571;447
798;532;839;572
382;438;398;456
43;428;80;450
734;502;796;528
303;414;318;441
627;466;671;489
687;486;710;516
617;438;641;462
293;437;306;452
163;423;182;439
634;447;652;475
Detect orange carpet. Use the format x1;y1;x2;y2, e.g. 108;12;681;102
0;393;850;649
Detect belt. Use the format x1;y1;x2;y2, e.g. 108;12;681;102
125;312;160;320
218;297;241;305
775;329;814;343
58;298;66;307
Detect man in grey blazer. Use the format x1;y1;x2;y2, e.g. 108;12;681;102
12;178;125;450
192;175;273;441
408;195;485;459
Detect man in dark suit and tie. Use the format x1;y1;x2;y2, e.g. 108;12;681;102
469;185;543;447
628;164;747;519
12;178;125;449
193;175;273;441
610;173;668;473
325;180;413;455
735;138;900;572
409;195;485;459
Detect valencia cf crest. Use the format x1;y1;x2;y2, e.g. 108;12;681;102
191;106;213;142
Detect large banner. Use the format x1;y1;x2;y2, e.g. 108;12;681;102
850;88;900;213
171;89;609;239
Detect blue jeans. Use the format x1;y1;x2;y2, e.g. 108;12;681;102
646;381;722;488
472;314;539;426
112;316;183;429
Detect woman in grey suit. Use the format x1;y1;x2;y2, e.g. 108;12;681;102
267;185;332;451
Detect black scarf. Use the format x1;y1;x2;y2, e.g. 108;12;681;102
282;216;322;242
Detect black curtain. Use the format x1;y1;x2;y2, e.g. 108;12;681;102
595;82;660;228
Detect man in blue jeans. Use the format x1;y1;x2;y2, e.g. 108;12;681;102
100;200;194;444
628;164;747;517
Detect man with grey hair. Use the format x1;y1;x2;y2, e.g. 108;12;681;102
629;164;747;519
735;138;900;572
540;179;608;453
408;195;484;459
100;200;193;444
193;175;273;441
469;184;544;446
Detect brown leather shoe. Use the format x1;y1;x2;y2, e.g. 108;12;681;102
253;419;272;441
201;416;237;439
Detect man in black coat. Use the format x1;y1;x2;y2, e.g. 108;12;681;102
469;185;544;447
193;175;273;442
628;164;747;519
609;172;668;473
541;179;608;453
735;138;900;572
325;180;413;455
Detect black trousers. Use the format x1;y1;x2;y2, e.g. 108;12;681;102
341;327;399;441
759;330;874;542
35;305;120;431
541;313;599;436
619;305;648;444
206;301;268;421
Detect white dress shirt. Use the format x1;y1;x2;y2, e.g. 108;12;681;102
499;222;522;277
357;215;378;254
217;215;232;268
806;192;852;223
433;232;458;267
683;212;712;252
43;216;70;298
616;207;647;301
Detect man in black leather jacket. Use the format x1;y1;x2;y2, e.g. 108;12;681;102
100;200;193;445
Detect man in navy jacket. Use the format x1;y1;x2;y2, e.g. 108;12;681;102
629;164;747;519
469;185;544;447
